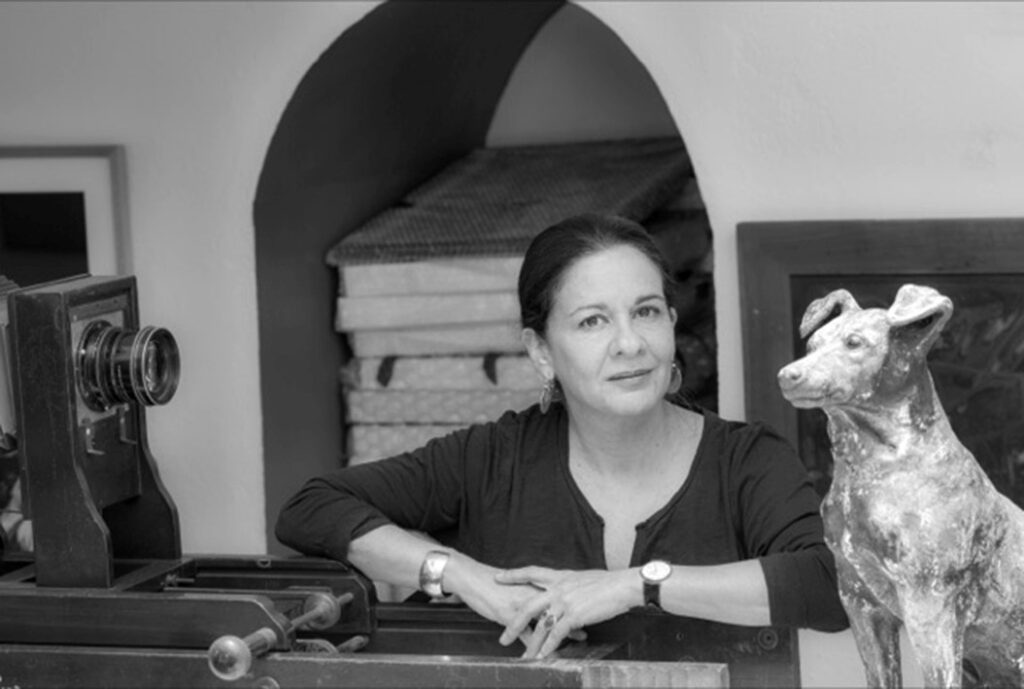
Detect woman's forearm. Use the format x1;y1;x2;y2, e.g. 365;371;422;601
347;525;546;630
346;524;447;590
346;524;498;598
658;559;771;626
495;559;772;658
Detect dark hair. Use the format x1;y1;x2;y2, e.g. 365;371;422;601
518;213;678;337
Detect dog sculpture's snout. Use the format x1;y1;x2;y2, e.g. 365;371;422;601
777;363;803;392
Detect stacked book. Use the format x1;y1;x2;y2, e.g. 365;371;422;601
328;138;694;467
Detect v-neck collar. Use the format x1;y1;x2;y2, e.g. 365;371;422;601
554;405;710;569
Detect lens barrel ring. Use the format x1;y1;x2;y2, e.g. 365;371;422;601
76;319;180;412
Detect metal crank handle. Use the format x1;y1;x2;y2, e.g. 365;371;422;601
206;591;354;681
286;591;352;632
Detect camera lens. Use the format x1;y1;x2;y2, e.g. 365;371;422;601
77;320;180;411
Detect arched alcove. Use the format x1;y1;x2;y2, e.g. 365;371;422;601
486;2;680;146
254;0;708;553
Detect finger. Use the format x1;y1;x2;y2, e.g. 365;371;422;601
528;614;569;659
538;627;566;659
495;566;557;587
520;609;560;658
499;624;523;647
535;615;570;659
567;628;587;642
521;622;549;659
499;598;550;646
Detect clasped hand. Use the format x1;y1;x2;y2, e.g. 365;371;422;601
493;566;635;659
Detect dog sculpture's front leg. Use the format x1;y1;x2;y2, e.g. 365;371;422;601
838;560;904;689
901;592;966;689
846;603;903;688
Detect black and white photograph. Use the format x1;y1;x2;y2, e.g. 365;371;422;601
1;2;1023;688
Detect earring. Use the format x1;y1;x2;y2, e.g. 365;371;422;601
667;362;683;395
539;377;557;414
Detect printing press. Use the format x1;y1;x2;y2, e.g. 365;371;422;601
0;275;798;688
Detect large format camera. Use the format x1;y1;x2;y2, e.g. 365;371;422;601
6;274;182;586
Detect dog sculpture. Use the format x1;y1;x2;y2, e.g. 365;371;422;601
777;284;1024;689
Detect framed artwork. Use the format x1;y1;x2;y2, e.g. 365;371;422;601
0;146;130;553
738;219;1024;506
0;146;131;285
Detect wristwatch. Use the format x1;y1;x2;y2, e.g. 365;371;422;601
418;550;450;598
640;559;672;609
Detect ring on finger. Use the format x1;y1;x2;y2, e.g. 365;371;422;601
540;609;561;630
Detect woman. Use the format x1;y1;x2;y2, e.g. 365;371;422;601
276;213;848;659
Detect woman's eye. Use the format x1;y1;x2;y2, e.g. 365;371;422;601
635;305;662;319
579;315;604;329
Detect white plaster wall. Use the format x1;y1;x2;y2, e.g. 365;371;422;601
0;0;376;556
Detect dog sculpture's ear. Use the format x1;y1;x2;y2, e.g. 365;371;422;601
886;284;953;350
799;289;860;339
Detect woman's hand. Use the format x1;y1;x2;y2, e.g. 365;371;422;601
494;566;639;658
442;553;548;632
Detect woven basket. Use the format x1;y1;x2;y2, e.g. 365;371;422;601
326;138;691;267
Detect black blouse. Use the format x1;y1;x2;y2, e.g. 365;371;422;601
275;405;848;632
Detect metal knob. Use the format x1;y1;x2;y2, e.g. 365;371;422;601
208;627;277;682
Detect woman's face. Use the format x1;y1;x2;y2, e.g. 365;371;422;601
529;244;677;420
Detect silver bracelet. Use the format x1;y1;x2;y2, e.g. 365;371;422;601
418;550;450;598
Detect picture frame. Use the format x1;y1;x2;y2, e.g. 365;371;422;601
0;147;131;542
738;219;1024;503
0;145;131;276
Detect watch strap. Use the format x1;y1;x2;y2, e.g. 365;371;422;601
643;580;661;609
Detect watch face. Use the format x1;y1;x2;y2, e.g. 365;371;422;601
642;560;671;582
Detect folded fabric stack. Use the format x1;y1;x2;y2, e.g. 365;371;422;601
340;352;542;466
328;138;694;467
333;254;540;466
335;257;524;358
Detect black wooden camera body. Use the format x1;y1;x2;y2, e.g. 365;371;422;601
6;274;181;587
